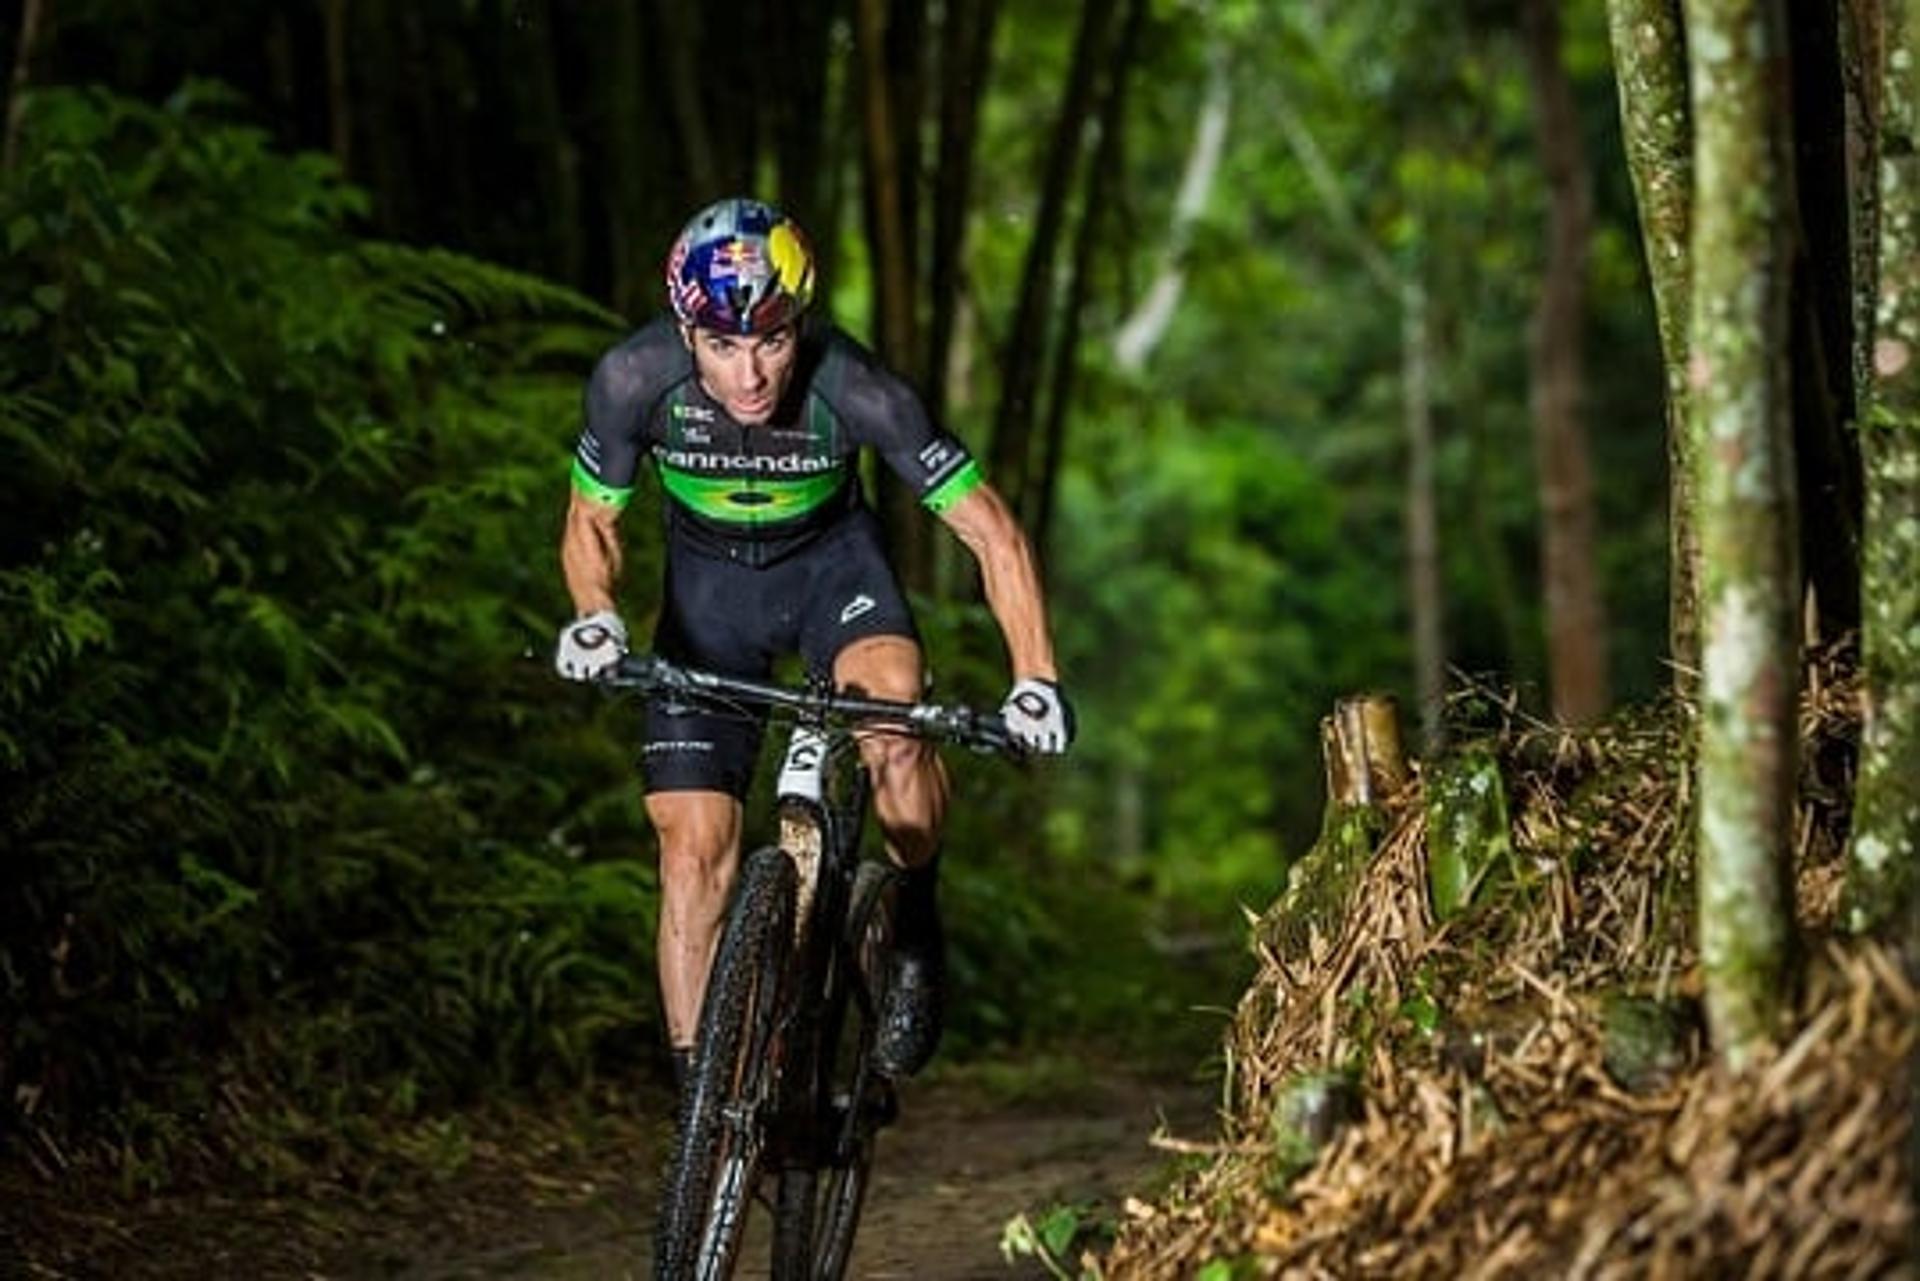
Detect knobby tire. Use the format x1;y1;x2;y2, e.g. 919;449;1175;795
655;847;798;1281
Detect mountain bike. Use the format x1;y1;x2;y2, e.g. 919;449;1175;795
596;652;1017;1281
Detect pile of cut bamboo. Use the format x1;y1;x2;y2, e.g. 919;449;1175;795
1102;655;1913;1279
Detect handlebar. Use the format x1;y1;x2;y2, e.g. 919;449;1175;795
595;653;1020;757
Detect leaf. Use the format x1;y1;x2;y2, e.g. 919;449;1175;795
8;214;39;253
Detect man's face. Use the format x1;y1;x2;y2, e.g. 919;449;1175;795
684;324;800;425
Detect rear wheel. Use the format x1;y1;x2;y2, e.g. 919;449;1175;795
802;862;898;1279
655;847;797;1281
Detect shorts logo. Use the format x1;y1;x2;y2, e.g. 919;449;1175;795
839;594;876;625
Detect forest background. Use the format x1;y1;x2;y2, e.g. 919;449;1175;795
3;0;1693;1189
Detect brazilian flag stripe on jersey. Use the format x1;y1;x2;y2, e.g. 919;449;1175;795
658;464;849;523
571;458;635;508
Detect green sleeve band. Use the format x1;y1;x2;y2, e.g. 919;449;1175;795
571;458;635;509
922;459;985;515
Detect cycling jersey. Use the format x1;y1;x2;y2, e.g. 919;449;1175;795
571;317;984;567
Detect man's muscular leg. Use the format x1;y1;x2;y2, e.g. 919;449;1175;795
834;634;950;1075
833;636;948;865
647;789;744;1054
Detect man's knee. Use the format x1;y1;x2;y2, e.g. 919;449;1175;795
833;635;924;701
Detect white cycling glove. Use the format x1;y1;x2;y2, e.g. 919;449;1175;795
555;610;628;681
1001;678;1076;754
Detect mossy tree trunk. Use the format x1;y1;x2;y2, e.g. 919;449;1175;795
1686;0;1800;1068
1606;0;1698;678
1845;0;1920;935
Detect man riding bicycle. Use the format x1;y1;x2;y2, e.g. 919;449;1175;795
552;197;1074;1086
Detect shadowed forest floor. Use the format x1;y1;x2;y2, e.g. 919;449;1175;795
4;1058;1215;1280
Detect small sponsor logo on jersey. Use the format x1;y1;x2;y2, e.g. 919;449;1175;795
917;440;958;474
672;403;717;424
839;594;877;625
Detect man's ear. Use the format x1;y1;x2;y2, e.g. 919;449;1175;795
678;323;696;351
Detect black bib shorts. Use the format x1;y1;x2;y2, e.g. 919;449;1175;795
641;507;918;799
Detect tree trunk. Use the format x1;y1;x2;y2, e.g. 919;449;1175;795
987;0;1116;520
505;0;584;287
853;0;934;592
854;0;919;375
3;0;48;174
1034;0;1147;556
1844;0;1920;935
264;9;298;132
1687;0;1800;1069
322;0;352;176
1522;0;1611;726
926;0;999;430
597;0;653;318
353;0;410;231
769;0;839;230
1404;281;1446;750
1605;0;1698;679
1112;50;1230;373
651;0;718;199
1842;0;1883;424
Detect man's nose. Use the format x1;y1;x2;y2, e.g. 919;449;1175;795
742;353;767;388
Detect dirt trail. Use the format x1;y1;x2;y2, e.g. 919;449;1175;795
5;1062;1212;1279
373;1067;1211;1280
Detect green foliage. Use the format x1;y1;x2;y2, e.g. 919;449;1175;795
1000;1201;1115;1280
0;85;647;1161
1052;414;1402;899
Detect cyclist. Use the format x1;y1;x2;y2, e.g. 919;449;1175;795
553;197;1074;1086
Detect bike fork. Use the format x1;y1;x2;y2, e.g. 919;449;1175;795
777;725;830;946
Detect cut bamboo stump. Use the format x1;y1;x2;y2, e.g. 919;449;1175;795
1256;696;1408;964
1322;694;1410;807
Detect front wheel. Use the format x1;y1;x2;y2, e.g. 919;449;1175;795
792;861;898;1280
655;847;798;1281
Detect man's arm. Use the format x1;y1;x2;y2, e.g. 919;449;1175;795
561;489;624;615
937;483;1058;682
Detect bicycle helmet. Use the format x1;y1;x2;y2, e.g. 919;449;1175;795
665;198;817;335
